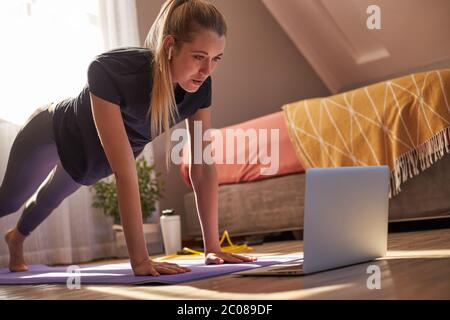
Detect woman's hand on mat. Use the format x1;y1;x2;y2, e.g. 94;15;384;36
205;252;258;264
132;258;191;277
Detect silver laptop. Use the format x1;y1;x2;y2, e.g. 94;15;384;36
233;166;390;276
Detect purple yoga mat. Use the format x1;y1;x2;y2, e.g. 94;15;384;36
0;254;302;285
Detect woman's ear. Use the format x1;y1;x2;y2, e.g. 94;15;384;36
163;35;176;57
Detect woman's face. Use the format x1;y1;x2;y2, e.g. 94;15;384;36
168;29;226;93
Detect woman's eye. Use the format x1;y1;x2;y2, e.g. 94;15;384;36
194;55;204;60
213;57;222;62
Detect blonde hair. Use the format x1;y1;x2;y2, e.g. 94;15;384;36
144;0;227;170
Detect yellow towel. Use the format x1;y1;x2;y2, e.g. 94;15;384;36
282;69;450;197
155;230;253;261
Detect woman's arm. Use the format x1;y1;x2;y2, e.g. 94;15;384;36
186;107;220;252
186;107;257;264
90;93;148;268
90;93;190;276
189;161;221;253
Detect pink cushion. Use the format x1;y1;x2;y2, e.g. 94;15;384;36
179;111;305;188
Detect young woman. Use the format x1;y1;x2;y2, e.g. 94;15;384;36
0;0;256;276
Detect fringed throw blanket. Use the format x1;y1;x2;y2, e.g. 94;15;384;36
282;69;450;197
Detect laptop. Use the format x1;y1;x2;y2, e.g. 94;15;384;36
233;166;390;276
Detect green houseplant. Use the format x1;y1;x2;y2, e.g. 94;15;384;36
89;156;165;225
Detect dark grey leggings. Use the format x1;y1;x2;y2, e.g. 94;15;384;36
0;103;82;236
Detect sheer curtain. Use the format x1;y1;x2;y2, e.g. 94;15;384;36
0;0;160;267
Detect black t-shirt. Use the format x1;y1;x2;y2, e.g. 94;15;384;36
52;47;212;185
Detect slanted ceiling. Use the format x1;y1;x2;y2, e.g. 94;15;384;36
262;0;450;93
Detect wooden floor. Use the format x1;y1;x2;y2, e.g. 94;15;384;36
1;227;450;300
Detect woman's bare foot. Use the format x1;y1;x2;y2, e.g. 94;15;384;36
4;227;28;272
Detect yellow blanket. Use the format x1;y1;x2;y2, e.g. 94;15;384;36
282;69;450;197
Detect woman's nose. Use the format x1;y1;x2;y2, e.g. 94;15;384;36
200;59;213;75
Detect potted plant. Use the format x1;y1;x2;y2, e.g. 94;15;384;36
89;156;165;255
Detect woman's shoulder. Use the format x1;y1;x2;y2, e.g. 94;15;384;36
92;47;153;73
98;46;151;57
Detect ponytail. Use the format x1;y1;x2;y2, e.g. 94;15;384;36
144;0;227;170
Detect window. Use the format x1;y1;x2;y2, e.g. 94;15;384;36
0;0;104;125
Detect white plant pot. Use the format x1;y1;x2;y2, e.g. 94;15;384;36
160;215;182;255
